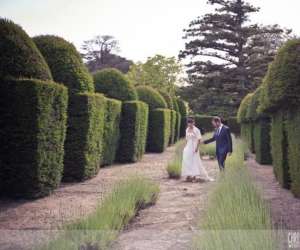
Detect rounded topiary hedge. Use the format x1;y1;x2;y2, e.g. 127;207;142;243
93;68;137;101
159;90;174;110
169;110;177;145
177;98;188;117
172;97;179;112
194;115;214;134
33;35;94;93
0;18;52;81
237;93;253;124
259;39;300;113
136;86;167;110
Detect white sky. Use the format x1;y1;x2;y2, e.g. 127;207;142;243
1;0;300;62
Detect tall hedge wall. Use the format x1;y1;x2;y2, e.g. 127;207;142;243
177;98;188;138
226;117;240;135
63;93;105;181
175;112;181;142
117;101;149;162
33;35;94;94
147;109;171;153
0;18;52;81
194;115;213;134
169;110;177;145
93;68;137;101
0;79;68;198
159;91;174;110
102;98;122;166
136;86;167;110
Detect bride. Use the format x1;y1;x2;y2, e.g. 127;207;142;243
181;117;213;182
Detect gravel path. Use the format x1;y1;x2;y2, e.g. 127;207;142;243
0;146;219;250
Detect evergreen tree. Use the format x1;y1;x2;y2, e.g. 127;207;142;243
179;0;290;116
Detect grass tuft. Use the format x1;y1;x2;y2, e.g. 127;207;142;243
167;141;184;179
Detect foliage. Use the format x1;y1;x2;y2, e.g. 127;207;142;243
226;117;240;136
0;79;68;198
259;39;300;113
179;0;290;116
286;109;300;197
241;123;254;153
33;35;94;94
93;68;137;101
176;98;188;117
136;86;167;110
63;93;105;181
147;109;171;153
253;119;272;165
193;138;276;250
174;112;181;142
167;141;185;179
180;117;187;138
159;90;174;110
169;110;177;145
270;111;290;189
127;54;182;95
40;176;159;250
194;115;214;134
237;93;253;123
102;98;122;166
0;18;52;81
200;132;216;158
172;96;179;112
117;101;149;162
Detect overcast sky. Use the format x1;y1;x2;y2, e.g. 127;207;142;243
1;0;300;62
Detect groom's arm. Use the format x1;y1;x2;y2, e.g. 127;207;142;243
204;134;216;144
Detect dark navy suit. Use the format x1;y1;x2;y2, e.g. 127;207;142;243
204;125;233;170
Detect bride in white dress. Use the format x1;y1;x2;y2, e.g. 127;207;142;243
181;117;213;182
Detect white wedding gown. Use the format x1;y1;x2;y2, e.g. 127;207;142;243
181;126;212;180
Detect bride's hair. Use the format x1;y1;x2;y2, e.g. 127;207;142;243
187;117;195;124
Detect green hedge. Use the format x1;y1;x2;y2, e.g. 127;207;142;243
286;109;300;197
136;86;167;110
241;123;254;153
159;91;174;110
0;18;52;81
117;101;149;162
237;93;253;123
33;35;94;94
270;111;290;189
93;68;137;101
169;110;177;145
253;119;272;164
63;93;105;181
172;97;179;112
226;117;240;135
180;117;187;138
175;112;181;142
177;99;188;117
194;115;214;134
0;79;68;198
147;109;171;152
102;98;122;166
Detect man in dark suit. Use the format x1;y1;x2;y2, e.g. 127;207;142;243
204;116;233;171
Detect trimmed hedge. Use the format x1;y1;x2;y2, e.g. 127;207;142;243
286;109;300;197
147;109;171;152
117;101;149;162
226;117;240;135
63;93;105;181
136;86;167;110
175;112;181;142
93;68;137;101
270;111;290;189
102;98;122;166
159;91;174;110
0;18;52;81
259;39;300;113
33;35;94;94
177;98;188;117
0;79;68;198
172;97;179;112
194;115;214;134
237;93;253;123
253;119;272;164
169;110;177;145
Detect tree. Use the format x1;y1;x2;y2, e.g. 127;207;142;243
179;0;290;116
127;54;183;95
81;35;132;73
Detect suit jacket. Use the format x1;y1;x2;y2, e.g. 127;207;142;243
204;125;233;155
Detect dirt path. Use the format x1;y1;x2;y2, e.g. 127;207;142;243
0;146;218;250
247;157;300;230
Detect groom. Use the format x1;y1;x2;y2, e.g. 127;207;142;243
203;116;232;171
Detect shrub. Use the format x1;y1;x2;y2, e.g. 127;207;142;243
102;98;122;166
177;98;188;117
226;117;240;135
93;68;137;101
169;110;177;145
286;109;300;197
241;123;254;153
147;109;171;153
175;112;181;142
270;111;290;189
180;116;187;138
0;79;68;198
117;101;149;162
33;35;94;94
253;119;272;165
194;115;214;134
136;86;167;110
237;93;253;123
159;90;174;110
0;18;52;80
63;93;105;181
259;39;300;113
172;97;179;112
167;141;185;179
